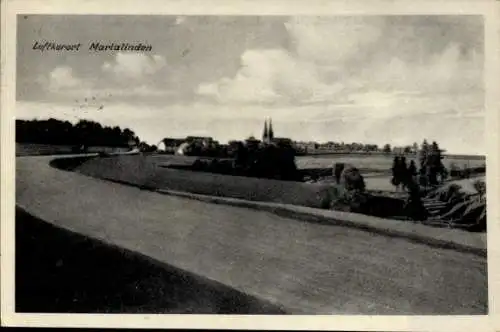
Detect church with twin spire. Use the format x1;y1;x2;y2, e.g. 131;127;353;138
262;118;274;144
245;118;291;146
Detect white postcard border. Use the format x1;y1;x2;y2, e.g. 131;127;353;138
2;0;499;330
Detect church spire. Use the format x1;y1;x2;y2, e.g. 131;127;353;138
268;118;274;141
262;119;268;142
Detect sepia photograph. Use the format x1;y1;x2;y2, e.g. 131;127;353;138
2;0;499;330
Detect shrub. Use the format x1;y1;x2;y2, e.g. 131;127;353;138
317;185;341;209
339;166;365;191
473;180;486;196
192;159;205;171
425;179;487;231
327;167;370;213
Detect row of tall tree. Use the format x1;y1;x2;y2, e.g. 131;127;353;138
382;142;422;154
232;140;299;181
417;140;447;186
16;119;140;148
391;139;447;190
308;141;380;152
305;140;434;155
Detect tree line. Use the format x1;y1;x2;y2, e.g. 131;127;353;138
16;119;141;148
299;140;429;155
391;139;447;190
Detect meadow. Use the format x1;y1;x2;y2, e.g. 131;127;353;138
18;143;485;195
296;154;486;171
73;154;336;209
16;143;485;171
16;143;75;156
15;143;130;156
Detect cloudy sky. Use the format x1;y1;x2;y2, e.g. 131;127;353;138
17;15;484;154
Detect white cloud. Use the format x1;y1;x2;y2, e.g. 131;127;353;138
196;48;346;104
195;15;483;129
284;16;384;67
102;53;166;79
22;17;484;153
361;43;482;94
46;66;85;92
39;54;171;100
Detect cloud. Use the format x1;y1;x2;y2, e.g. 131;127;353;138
102;53;166;79
360;43;482;94
284;16;385;67
195;17;385;104
45;66;86;92
196;15;483;119
38;53;170;100
19;16;484;153
197;48;346;104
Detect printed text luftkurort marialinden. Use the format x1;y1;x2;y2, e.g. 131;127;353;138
32;41;153;52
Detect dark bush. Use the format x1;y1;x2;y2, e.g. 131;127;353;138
192;159;206;171
339;166;365;191
366;195;406;218
49;156;98;171
184;143;301;181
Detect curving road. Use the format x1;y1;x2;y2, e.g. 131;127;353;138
16;155;488;314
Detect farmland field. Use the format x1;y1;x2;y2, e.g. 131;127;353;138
147;154;396;191
15;143;131;157
296;154;486;171
16;143;75;156
16;143;485;172
145;153;485;191
146;152;485;172
16;144;485;195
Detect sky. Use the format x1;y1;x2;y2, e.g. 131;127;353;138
16;15;485;154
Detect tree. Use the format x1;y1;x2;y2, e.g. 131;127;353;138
427;141;446;185
15;119;143;148
418;139;430;169
416;139;448;187
412;142;419;154
383;143;392;153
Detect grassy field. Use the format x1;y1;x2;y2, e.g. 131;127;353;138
16;143;75;156
75;155;336;209
19;143;486;200
135;153;486;193
17;144;485;171
296;154;486;171
16;143;130;156
69;155;408;219
19;143;487;212
148;152;485;172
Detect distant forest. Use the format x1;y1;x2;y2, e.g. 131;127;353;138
16;119;140;147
